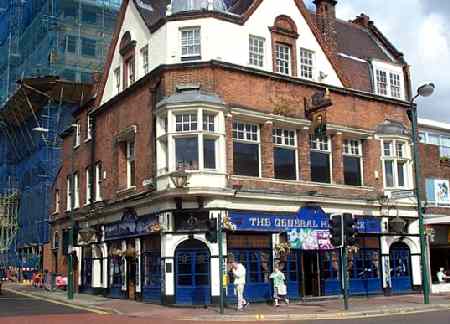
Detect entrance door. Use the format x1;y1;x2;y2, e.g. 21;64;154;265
284;250;301;299
175;239;211;305
128;257;136;300
82;257;93;291
303;251;320;296
390;242;412;293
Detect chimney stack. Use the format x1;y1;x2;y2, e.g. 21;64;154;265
313;0;338;51
352;13;371;28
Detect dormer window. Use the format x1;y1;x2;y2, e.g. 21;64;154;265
119;31;136;89
376;70;388;96
374;62;403;99
181;27;201;61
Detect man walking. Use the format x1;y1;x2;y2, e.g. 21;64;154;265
231;261;249;311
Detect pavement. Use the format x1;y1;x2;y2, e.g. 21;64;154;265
2;282;450;322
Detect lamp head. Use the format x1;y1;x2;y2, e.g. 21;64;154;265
417;83;435;98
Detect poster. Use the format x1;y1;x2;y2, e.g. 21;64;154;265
288;228;333;250
435;179;450;203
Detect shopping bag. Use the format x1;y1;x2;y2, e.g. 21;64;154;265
277;284;287;296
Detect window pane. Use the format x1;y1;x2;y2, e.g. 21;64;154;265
397;161;406;187
203;138;216;169
274;147;296;180
233;142;259;177
384;160;394;187
175;137;198;170
310;151;331;183
426;179;436;201
343;156;362;186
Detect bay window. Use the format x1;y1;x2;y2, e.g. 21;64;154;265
343;139;363;186
382;139;412;189
233;121;260;177
273;128;297;180
310;136;331;183
170;110;220;172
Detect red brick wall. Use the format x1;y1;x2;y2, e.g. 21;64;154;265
51;64;413;220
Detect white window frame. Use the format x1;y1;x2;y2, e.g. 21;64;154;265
85;167;92;205
275;44;291;75
181;27;201;59
140;45;149;75
95;162;102;201
66;176;72;211
55;189;60;213
273;128;298;180
126;58;135;86
86;115;92;141
74;121;80;148
421;131;450;158
249;35;265;68
300;48;314;80
343;139;364;186
381;139;412;189
376;70;388;96
73;172;80;209
390;72;401;99
232;121;261;177
126;140;136;188
175;112;198;132
310;135;332;183
114;67;121;94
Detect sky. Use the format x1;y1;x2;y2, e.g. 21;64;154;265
305;0;450;121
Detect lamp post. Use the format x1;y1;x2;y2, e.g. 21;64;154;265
409;83;435;305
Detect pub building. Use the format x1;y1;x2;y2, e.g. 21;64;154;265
72;203;417;304
48;0;425;307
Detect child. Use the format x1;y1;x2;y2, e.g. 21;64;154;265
270;264;289;307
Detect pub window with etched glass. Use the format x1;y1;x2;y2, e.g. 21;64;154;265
343;139;363;186
233;121;260;177
382;139;412;189
310;136;331;183
273;128;297;180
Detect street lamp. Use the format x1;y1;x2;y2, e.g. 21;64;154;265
409;82;435;305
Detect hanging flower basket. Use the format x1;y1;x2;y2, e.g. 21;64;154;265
222;215;237;231
110;248;124;257
125;247;136;258
275;242;291;259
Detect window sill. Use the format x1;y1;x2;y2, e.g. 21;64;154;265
116;186;136;196
181;55;201;62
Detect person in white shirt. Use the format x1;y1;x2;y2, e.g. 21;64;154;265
437;268;450;283
231;261;249;311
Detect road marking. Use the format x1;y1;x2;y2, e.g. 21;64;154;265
2;288;111;315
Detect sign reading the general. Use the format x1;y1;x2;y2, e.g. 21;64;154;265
228;207;333;250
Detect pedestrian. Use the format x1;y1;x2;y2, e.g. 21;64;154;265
231;261;249;311
270;264;289;307
437;267;450;283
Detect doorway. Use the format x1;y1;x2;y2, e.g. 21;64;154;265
175;239;211;305
302;251;320;297
389;242;412;293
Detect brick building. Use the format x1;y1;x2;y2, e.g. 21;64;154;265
418;118;450;291
49;0;425;305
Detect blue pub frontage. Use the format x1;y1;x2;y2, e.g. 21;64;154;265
76;205;417;305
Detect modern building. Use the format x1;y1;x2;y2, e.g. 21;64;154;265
418;118;450;292
0;0;121;270
50;0;424;305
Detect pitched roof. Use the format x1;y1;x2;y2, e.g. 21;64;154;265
133;0;170;28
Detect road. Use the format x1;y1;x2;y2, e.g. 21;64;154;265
0;290;449;324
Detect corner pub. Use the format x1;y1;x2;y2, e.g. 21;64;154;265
49;0;423;306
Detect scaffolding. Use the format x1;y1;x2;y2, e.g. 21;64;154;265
0;0;121;270
0;0;122;104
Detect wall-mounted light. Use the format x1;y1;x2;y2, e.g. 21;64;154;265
170;169;189;188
